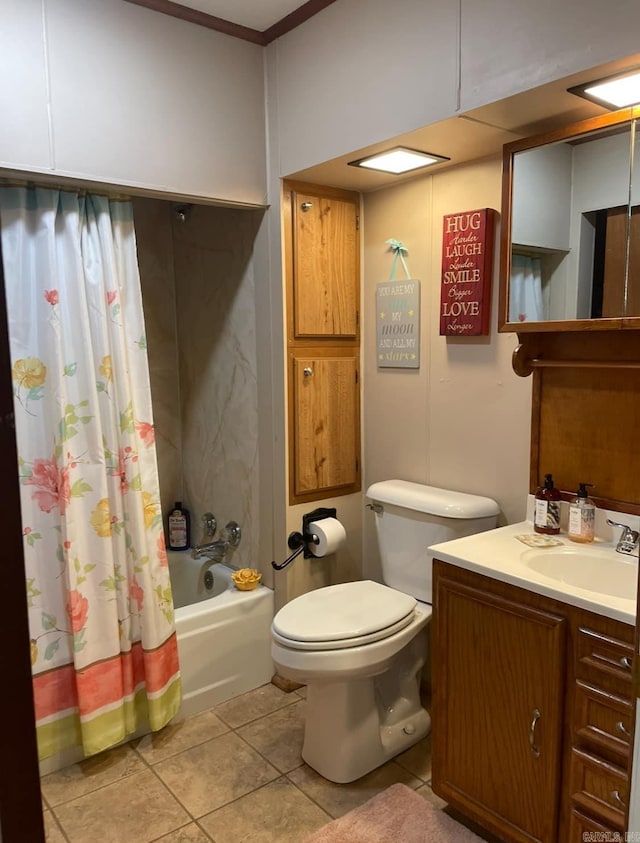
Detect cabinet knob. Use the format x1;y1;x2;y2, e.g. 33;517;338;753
301;202;313;211
529;708;541;757
619;655;633;670
303;367;314;377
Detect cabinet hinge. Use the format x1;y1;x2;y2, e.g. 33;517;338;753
356;214;360;230
355;369;359;384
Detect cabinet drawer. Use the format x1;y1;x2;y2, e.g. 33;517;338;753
575;626;633;698
570;747;628;831
568;807;623;842
574;681;633;764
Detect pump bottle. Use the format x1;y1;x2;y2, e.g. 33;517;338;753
534;474;561;535
568;483;595;543
168;501;191;550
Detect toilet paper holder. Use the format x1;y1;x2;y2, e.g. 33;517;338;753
271;507;337;570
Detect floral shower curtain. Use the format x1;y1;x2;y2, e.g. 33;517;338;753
0;185;181;760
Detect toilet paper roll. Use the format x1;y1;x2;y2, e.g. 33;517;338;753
308;517;347;557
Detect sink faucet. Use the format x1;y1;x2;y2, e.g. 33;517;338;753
192;520;241;561
606;519;640;555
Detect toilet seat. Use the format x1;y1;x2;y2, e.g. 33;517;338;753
272;580;417;652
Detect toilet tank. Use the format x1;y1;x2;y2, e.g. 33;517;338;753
366;480;499;603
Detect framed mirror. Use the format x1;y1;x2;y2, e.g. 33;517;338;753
499;107;640;332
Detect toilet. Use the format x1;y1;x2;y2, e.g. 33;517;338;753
271;479;499;783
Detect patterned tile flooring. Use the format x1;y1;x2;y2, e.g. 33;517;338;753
41;683;448;843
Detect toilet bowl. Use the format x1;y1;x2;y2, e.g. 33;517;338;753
271;480;499;783
271;579;432;783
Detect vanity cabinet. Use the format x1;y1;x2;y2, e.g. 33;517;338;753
432;561;565;843
431;559;634;843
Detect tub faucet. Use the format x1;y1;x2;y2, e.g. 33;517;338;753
192;520;241;561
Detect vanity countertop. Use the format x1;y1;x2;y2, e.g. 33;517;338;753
429;520;637;626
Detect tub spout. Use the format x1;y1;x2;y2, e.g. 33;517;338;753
191;520;241;562
191;540;227;562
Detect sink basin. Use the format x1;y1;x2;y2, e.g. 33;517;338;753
521;546;637;600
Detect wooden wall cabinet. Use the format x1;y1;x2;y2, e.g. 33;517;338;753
290;351;359;498
432;560;634;843
291;191;359;339
284;180;361;504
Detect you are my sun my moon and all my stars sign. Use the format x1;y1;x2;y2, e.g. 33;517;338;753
376;279;420;369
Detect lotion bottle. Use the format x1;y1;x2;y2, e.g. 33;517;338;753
168;501;191;551
568;483;595;543
534;474;561;535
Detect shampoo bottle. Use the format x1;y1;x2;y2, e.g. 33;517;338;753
568;483;595;543
168;501;190;551
534;474;561;535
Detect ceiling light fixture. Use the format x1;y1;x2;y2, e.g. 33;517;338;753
568;69;640;109
348;146;450;174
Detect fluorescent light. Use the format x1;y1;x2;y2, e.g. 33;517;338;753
349;146;449;174
569;70;640;109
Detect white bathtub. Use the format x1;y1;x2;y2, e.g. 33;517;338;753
168;552;274;718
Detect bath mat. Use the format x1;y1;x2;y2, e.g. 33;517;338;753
303;783;485;843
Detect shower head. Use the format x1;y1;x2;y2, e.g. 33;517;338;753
174;204;193;223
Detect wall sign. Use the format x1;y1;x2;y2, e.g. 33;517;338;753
376;279;420;368
439;208;496;336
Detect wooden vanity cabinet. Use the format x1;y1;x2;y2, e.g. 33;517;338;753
431;560;566;843
431;559;634;843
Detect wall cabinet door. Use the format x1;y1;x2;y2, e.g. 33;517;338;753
291;190;359;339
290;352;360;500
432;564;566;843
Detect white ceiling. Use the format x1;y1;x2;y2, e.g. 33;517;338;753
171;0;309;31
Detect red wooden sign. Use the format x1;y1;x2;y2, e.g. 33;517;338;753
439;208;496;336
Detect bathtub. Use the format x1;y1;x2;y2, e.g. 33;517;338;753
168;551;275;718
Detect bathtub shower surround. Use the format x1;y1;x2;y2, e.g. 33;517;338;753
0;185;181;761
134;199;263;571
168;555;274;716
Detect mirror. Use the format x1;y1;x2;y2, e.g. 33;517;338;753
500;109;640;330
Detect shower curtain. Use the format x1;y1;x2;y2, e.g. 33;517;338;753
509;253;545;322
0;185;181;760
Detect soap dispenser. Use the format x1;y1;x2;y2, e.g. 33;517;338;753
167;501;191;551
568;483;595;543
534;473;561;535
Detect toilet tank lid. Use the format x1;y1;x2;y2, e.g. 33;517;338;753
366;479;499;519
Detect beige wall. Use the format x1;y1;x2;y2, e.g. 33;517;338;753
282;493;363;607
279;157;532;602
361;157;532;581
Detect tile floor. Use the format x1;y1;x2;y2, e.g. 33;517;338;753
40;683;465;843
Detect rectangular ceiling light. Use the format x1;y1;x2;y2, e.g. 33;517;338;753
569;69;640;109
348;146;450;174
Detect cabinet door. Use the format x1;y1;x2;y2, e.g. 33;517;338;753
292;191;358;339
432;564;566;843
603;205;640;317
291;352;360;500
